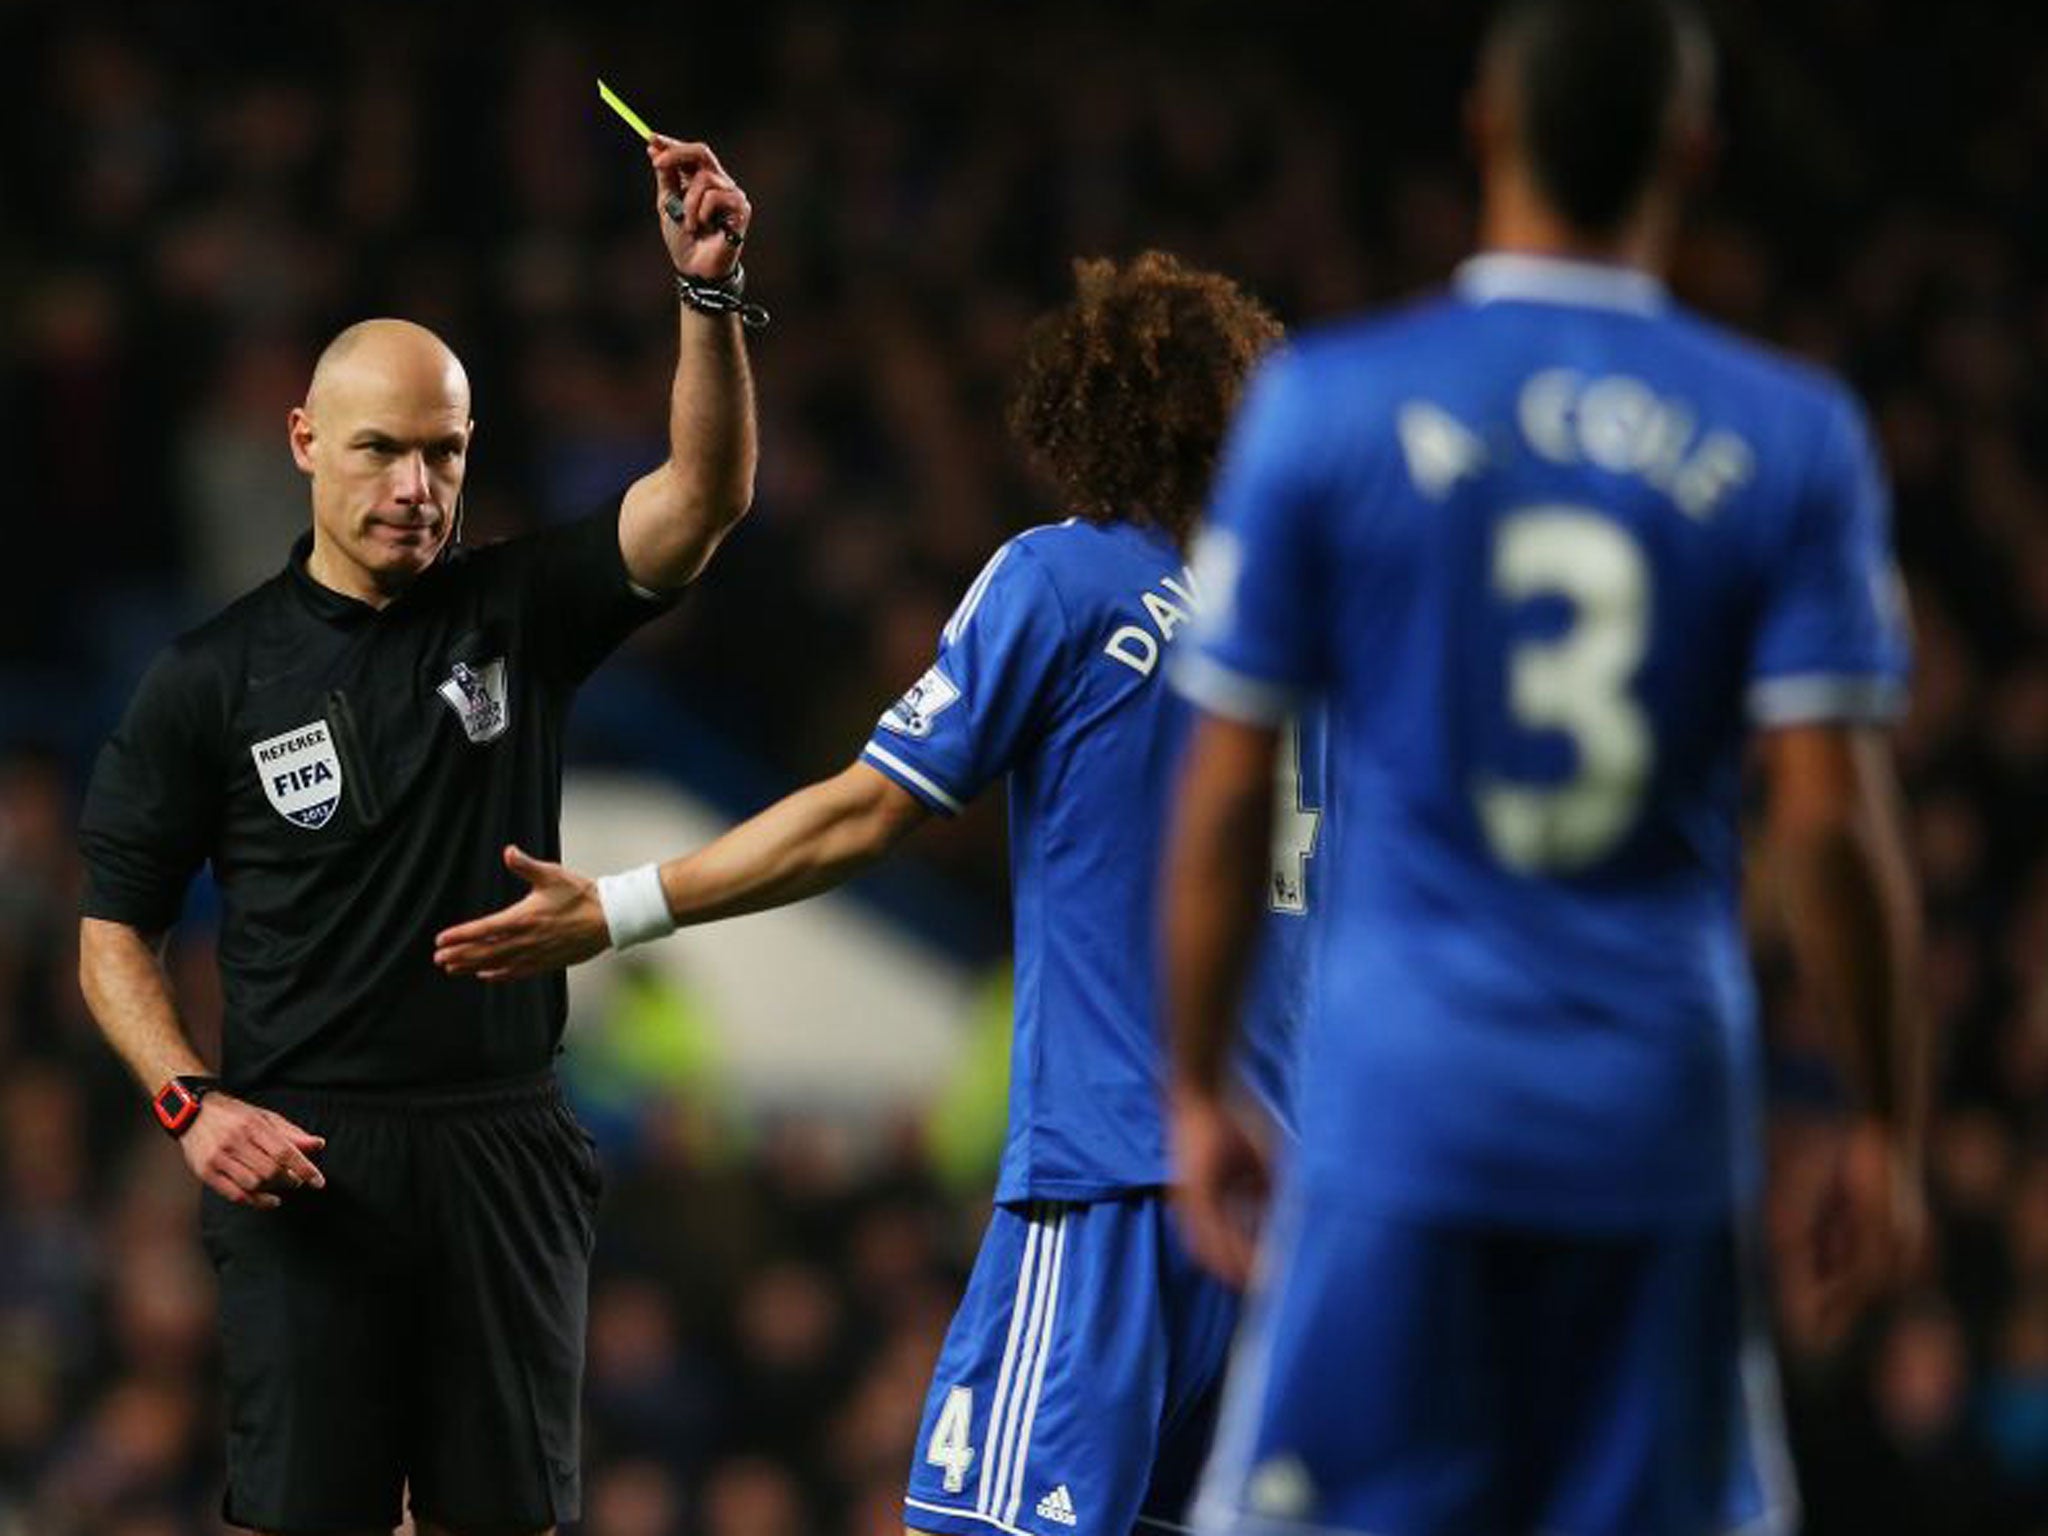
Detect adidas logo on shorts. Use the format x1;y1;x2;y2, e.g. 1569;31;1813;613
1035;1484;1078;1527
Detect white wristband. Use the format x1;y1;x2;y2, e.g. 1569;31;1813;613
596;863;676;951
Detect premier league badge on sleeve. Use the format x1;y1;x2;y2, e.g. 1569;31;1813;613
250;720;344;829
878;666;961;738
437;658;510;744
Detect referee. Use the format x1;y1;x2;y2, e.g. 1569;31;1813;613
75;135;756;1536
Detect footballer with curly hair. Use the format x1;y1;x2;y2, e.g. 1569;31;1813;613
435;251;1317;1536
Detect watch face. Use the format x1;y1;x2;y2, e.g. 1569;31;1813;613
154;1080;197;1133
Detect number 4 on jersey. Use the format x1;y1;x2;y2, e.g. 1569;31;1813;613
1270;716;1320;914
926;1385;975;1494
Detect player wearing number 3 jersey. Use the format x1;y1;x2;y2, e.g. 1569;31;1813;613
1164;2;1927;1534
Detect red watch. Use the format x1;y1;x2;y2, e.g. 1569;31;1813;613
152;1075;220;1137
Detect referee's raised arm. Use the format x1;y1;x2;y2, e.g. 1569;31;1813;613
615;133;761;593
69;135;769;1536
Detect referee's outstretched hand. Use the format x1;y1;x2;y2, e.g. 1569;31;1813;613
433;845;609;982
182;1094;326;1210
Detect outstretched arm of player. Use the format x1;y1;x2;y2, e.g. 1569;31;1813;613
1161;714;1281;1289
1763;724;1929;1327
77;918;326;1209
616;135;759;591
433;762;930;980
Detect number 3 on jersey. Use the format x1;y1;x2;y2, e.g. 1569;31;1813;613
1477;507;1653;873
926;1385;975;1494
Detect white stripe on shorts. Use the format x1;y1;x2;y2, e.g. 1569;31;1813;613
977;1204;1045;1515
1003;1208;1069;1524
988;1206;1064;1517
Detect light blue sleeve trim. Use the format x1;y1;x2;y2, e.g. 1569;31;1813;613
862;741;966;815
1747;673;1906;727
1169;650;1301;727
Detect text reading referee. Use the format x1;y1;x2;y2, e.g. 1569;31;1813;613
75;134;757;1536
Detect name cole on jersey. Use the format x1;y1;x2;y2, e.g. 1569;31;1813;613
1398;368;1754;519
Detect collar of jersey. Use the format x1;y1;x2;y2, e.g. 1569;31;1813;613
285;531;438;623
1454;252;1668;316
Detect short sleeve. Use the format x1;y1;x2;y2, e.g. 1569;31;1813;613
78;647;225;932
1747;392;1911;726
513;498;682;686
1173;355;1330;725
860;541;1069;815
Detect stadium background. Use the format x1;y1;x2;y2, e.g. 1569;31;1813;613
1;0;2043;1531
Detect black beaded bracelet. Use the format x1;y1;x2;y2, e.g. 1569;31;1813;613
676;266;771;331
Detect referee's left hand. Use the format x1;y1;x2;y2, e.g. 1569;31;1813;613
181;1094;326;1210
434;845;609;981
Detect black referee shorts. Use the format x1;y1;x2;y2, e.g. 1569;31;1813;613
199;1072;601;1535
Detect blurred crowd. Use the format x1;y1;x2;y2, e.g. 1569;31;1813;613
2;0;2045;1531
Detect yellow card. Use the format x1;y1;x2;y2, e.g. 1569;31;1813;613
597;79;656;142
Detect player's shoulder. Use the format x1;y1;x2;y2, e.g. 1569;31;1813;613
993;515;1172;586
949;517;1180;638
940;519;1078;644
1659;305;1865;436
959;517;1080;597
993;515;1092;561
1238;297;1483;454
1262;293;1465;392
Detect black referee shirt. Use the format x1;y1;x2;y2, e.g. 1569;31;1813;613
79;499;677;1092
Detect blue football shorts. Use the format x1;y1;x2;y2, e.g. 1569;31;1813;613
1193;1180;1797;1536
906;1193;1241;1536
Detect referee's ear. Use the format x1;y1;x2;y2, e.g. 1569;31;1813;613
288;407;318;475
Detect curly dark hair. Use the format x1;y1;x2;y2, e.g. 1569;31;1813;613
1008;251;1282;548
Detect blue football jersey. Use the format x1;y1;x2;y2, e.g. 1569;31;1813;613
865;518;1295;1203
1176;254;1909;1226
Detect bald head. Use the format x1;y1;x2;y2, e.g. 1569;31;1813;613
289;318;475;606
305;318;470;421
